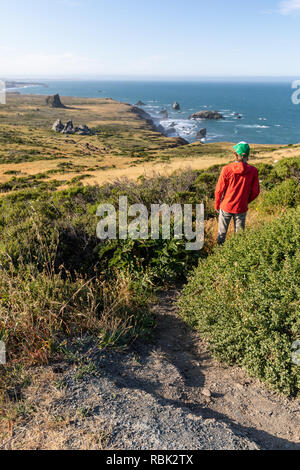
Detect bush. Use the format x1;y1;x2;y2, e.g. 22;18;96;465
256;157;300;190
178;208;300;396
256;179;300;214
95;236;205;284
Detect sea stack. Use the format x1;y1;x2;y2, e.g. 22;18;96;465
46;94;66;109
196;128;207;139
190;110;223;120
159;109;168;119
173;101;180;110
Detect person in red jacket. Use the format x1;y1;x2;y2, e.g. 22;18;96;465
215;142;260;245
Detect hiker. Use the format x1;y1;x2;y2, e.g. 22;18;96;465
215;142;260;245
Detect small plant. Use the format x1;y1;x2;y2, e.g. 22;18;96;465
74;362;99;382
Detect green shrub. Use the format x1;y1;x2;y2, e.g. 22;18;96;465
178;208;300;396
95;236;205;284
257;157;300;190
256;178;300;214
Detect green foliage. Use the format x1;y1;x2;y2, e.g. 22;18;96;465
1;156;299;397
95;236;203;284
178;208;300;396
256;157;300;190
256;178;300;214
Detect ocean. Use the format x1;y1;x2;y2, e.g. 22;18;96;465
13;79;300;145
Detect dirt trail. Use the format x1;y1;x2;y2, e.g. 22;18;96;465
145;290;300;450
2;290;299;450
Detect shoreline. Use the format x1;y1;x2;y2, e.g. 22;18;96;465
8;79;298;146
4;81;49;91
5;91;295;147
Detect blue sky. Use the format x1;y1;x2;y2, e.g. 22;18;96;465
1;0;300;78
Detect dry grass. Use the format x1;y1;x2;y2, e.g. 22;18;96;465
0;367;111;450
0;262;144;448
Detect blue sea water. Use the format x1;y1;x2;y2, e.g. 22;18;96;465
15;80;300;145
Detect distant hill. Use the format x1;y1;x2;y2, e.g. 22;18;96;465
5;81;48;89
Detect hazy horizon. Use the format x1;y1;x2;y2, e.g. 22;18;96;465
4;76;300;83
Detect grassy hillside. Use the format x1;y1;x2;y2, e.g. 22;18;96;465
0;94;299;425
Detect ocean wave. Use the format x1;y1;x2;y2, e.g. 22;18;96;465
237;124;270;129
206;133;225;141
156;118;198;138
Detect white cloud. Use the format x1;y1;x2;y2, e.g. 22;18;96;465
279;0;300;14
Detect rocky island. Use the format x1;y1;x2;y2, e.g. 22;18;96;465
190;110;224;120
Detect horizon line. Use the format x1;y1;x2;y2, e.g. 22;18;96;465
3;75;300;81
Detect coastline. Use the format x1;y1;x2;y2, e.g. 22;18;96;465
4;81;49;91
0;92;295;193
8;80;299;146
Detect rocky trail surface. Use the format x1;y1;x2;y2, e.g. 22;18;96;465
2;290;299;450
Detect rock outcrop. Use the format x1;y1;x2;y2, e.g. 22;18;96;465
46;94;66;108
52;119;64;132
52;120;93;135
165;127;177;137
62;120;75;134
190;110;223;120
77;124;92;135
129;105;187;146
169;137;189;147
173;101;180;110
196;128;207;139
136;100;146;106
130;106;154;126
159;109;168;119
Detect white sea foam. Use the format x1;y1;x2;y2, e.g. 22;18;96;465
206;133;225;142
237;124;270;129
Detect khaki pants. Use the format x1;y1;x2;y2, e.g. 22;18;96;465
217;209;247;245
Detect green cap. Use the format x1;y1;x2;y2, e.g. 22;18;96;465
233;142;250;158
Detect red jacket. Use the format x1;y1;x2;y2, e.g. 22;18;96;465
215;162;260;214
